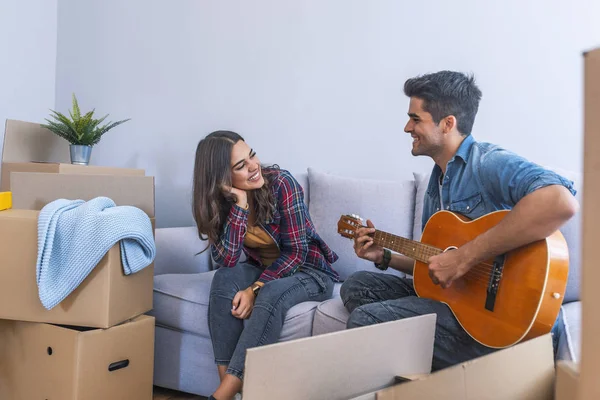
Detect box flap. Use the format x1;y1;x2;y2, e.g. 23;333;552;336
243;314;436;400
0;208;40;219
10;172;155;217
376;334;555;400
555;361;579;400
2;119;70;163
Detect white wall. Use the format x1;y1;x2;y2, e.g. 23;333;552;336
0;0;58;159
55;0;600;228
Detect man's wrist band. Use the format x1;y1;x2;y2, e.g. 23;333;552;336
375;248;391;271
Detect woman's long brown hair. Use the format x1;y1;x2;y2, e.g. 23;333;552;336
192;131;276;247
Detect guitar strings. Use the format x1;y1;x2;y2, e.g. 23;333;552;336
372;231;505;283
347;225;506;283
374;230;501;271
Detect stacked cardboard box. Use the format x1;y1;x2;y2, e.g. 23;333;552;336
0;119;156;400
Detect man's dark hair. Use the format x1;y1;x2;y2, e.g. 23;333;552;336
403;71;482;135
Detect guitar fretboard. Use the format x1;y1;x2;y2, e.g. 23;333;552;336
372;230;442;263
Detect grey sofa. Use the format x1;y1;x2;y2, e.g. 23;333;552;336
149;167;582;397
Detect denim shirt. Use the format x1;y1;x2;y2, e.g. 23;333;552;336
421;135;576;351
422;134;577;229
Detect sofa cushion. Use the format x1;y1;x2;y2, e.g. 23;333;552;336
153;325;220;396
557;302;581;362
294;171;309;207
307;168;416;281
154;226;212;275
312;297;350;336
413;171;431;241
151;271;216;337
151;270;324;341
547;168;581;304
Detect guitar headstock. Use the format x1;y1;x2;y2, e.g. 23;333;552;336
337;214;364;240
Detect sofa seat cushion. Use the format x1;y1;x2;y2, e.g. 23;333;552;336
153;325;220;396
312;297;350;336
151;271;329;341
557;301;581;362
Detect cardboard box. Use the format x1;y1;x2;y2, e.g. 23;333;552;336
580;47;600;400
10;172;155;218
0;315;155;400
375;334;555;400
1;119;145;191
240;313;557;400
242;314;436;400
555;361;579;400
2;119;70;164
1;162;145;191
0;209;154;328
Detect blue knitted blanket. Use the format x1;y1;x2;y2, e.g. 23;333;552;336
36;197;156;310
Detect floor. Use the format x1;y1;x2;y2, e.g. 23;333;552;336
153;386;208;400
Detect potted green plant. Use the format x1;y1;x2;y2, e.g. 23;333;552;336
41;94;130;165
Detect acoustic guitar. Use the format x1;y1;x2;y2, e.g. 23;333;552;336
337;210;569;348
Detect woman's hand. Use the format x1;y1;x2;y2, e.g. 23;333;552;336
222;185;248;209
231;287;255;319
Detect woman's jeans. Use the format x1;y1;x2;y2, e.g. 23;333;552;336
208;263;334;380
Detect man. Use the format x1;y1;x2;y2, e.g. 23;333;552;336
340;70;579;370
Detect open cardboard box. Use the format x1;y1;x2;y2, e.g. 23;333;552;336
242;314;436;400
555;361;579;400
240;310;557;400
0;119;145;192
374;333;555;400
0;315;155;400
0;209;154;328
0;119;155;215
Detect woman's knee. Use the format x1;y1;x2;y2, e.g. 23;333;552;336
253;278;302;315
254;279;288;304
210;267;238;294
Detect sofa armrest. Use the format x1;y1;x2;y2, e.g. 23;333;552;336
154;226;212;275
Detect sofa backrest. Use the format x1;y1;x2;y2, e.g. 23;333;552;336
154;165;581;303
154;226;212;275
548;168;582;304
294;171;309;207
302;168;416;281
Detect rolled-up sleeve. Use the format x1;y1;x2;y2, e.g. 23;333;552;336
478;149;576;207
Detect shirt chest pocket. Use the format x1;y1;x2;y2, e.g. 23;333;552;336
450;192;483;216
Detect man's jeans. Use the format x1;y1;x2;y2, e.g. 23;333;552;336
208;263;334;380
341;271;561;371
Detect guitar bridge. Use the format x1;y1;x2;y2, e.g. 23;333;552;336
485;255;505;312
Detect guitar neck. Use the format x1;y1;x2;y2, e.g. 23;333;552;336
371;229;442;263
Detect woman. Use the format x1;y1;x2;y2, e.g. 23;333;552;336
192;130;340;400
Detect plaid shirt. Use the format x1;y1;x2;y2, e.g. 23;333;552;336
211;168;340;284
